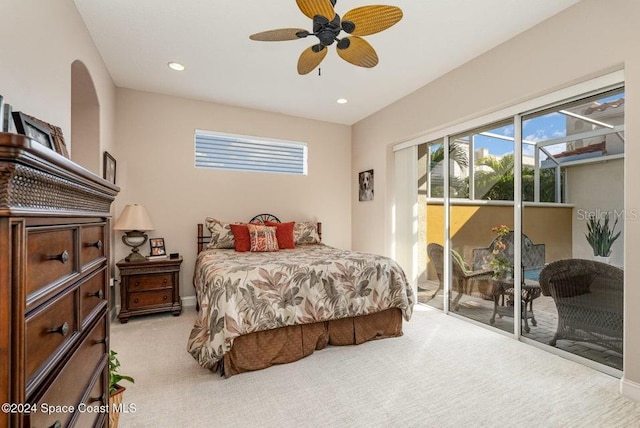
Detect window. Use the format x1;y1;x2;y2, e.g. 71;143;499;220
195;130;308;175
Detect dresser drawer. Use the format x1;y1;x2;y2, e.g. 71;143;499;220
27;227;77;298
25;287;79;384
29;317;107;428
80;268;107;326
80;224;106;269
128;290;172;308
74;363;108;428
129;273;174;291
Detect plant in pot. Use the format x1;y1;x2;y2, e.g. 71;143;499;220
585;213;621;263
109;350;134;428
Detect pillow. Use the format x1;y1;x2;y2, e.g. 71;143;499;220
265;221;295;249
204;217;235;249
247;224;279;252
229;223;251;252
293;221;320;245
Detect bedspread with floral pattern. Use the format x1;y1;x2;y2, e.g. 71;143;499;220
187;244;414;369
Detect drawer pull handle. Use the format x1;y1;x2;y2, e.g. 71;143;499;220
91;240;104;250
134;298;139;304
89;394;107;404
163;279;168;284
134;281;140;287
50;250;69;264
163;295;168;300
95;337;109;346
89;289;104;299
50;421;62;428
49;322;70;336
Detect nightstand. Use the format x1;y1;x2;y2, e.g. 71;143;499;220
116;257;183;323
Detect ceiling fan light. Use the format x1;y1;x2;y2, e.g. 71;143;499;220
342;20;355;34
337;38;350;50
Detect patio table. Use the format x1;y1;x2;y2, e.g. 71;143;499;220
490;278;542;333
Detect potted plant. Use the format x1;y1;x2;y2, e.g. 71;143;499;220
109;350;134;428
585;213;621;263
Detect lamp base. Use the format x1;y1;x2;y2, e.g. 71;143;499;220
125;252;146;263
121;230;149;263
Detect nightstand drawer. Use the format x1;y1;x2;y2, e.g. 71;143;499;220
129;273;174;291
128;290;172;308
26;227;77;298
80;268;107;326
80;224;106;269
25;286;79;384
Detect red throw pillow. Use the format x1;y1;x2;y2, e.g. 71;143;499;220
229;223;251;252
265;221;296;249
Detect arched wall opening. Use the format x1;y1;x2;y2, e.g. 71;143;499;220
71;60;100;174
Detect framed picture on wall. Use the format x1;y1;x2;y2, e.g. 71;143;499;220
103;151;116;184
358;169;374;201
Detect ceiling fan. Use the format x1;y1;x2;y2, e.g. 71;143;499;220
250;0;403;75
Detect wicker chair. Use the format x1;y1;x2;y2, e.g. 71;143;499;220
427;243;493;310
539;259;623;354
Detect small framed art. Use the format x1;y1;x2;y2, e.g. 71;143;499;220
12;111;55;150
358;169;374;201
149;238;166;256
103;151;116;184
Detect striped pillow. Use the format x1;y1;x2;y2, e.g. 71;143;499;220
247;224;279;252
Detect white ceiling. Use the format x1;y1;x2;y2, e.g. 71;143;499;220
73;0;580;125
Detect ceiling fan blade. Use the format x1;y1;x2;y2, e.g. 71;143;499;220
297;44;327;75
296;0;335;20
336;36;378;68
250;28;309;41
342;6;403;36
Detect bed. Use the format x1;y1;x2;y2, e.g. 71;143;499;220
187;215;414;377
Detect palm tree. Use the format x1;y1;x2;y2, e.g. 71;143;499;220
474;154;515;200
429;141;469;197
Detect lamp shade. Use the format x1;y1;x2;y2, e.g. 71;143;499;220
113;204;154;231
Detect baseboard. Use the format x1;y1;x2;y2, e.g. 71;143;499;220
111;305;119;321
182;296;197;307
110;299;195;322
620;377;640;402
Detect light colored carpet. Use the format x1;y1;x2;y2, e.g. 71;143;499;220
111;305;640;428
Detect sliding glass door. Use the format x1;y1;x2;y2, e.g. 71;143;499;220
521;87;625;372
416;81;625;374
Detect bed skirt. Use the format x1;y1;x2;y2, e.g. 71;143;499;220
214;308;403;377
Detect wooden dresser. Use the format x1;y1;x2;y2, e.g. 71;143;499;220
0;133;119;428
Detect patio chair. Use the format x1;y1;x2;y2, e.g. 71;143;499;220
427;243;494;310
539;259;623;354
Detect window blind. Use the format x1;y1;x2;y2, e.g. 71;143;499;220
195;131;307;175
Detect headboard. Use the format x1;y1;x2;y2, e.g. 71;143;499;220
197;215;322;253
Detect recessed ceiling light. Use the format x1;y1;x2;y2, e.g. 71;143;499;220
168;62;185;71
337;98;348;104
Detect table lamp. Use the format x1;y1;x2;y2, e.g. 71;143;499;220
113;204;154;262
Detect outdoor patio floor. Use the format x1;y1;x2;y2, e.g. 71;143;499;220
417;280;623;371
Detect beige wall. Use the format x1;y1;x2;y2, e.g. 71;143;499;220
114;88;352;302
352;0;640;396
0;0;117;165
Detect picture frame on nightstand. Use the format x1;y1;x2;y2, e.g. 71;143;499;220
149;237;166;256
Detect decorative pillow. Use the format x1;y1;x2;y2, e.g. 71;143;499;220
204;217;235;249
247;224;279;252
265;221;295;249
293;221;320;245
229;223;251;252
